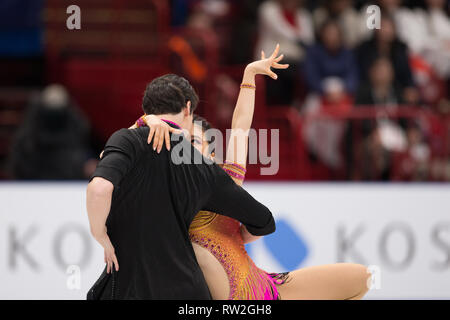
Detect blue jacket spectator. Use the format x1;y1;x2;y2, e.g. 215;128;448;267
303;19;358;95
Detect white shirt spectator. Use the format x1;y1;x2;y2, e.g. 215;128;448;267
398;7;450;77
255;0;314;61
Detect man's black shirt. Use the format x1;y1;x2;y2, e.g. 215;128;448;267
89;126;275;299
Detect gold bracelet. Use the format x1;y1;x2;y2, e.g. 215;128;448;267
135;115;147;127
240;83;256;90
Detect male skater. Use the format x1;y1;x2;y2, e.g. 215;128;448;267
86;74;275;299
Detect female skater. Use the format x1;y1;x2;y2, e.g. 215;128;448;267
129;45;372;300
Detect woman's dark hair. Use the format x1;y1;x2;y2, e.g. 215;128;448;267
193;114;212;132
193;114;216;155
142;74;199;115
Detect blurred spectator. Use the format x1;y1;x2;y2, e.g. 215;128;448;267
213;74;241;128
256;0;314;60
400;0;450;79
301;19;358;174
374;0;448;80
167;1;218;82
255;0;314;105
355;57;406;180
9;85;96;180
303;19;358;97
354;57;407;150
171;0;230;26
355;56;404;107
171;0;195;26
348;57;430;180
375;0;417;40
167;0;224;117
409;48;448;109
356;15;419;105
186;0;230;30
302;77;353;172
226;0;262;64
313;0;363;48
391;123;431;181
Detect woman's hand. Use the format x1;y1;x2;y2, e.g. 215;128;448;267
245;44;289;80
143;115;182;153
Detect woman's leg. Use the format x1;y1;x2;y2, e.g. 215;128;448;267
276;263;371;300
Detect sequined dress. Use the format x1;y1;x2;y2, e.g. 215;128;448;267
189;162;288;300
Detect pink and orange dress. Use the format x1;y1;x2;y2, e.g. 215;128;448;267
189;161;289;300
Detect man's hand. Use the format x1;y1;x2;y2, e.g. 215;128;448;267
86;177;117;273
93;228;119;274
101;233;119;274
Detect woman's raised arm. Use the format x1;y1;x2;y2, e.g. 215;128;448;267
225;44;289;171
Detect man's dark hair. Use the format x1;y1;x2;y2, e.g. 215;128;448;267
142;74;199;115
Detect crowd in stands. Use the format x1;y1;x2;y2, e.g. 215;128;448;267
173;0;449;180
1;0;449;180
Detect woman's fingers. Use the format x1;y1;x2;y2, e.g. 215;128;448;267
147;126;155;145
270;43;280;59
148;123;173;152
268;70;278;79
156;129;164;153
272;62;289;69
261;50;265;60
152;127;160;150
169;127;183;135
164;128;171;151
274;53;284;63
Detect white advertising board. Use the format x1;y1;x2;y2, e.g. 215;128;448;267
0;182;449;299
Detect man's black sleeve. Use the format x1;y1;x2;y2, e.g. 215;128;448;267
90;129;139;187
203;166;276;236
